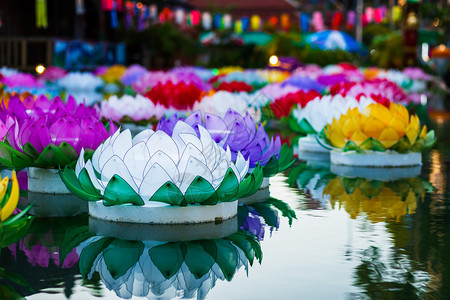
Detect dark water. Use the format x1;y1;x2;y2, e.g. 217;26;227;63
1;119;449;300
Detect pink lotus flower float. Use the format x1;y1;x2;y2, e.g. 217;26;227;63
59;121;264;213
157;109;295;178
0;96;117;170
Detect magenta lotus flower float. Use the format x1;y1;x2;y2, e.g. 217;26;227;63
0;95;117;194
59;121;266;224
157;109;295;187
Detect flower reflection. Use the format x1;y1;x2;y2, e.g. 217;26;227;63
323;177;433;222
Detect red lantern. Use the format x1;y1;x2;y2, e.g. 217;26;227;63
159;7;173;22
191;10;200;26
269;16;278;26
331;12;343;30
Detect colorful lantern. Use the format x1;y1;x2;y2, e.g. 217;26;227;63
281;14;290;31
202;12;212;30
312;11;324;31
250;15;261;31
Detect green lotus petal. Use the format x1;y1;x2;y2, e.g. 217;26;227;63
359;181;384;198
79;237;113;278
1;204;33;226
22;143;40;159
11;153;33;169
235;173;255;199
268;197;297;225
390;136;412;153
214;168;239;202
149;243;184;279
35;144;71;167
103;175;144;206
359;137;386;152
411;138;425;152
342;140;360;152
58;142;79;162
150;182;184;206
0;267;31;289
0;142;30;162
78;168;102;197
211;240;239;281
424;130;436;149
224;233;256;266
184;242;215;280
253;203;279;227
287;164;306;187
250;164;264;195
59;166;102;202
185;176;216;205
288;115;303;133
0;157;14;168
296;169;318;188
262;156;279;177
298;118;317;135
103;240;144;280
59;225;93;267
340;177;364;194
278;144;295;171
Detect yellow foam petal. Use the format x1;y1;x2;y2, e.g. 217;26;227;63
363;116;385;139
342;117;361;139
388;117;406;137
329;130;346;148
370;104;392;126
350;130;369;146
0;177;8;201
420;125;427;139
0;171;19;222
378;127;400;148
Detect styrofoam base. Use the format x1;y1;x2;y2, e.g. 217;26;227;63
20;192;87;217
297;150;331;163
330;151;422;167
27;168;71;194
239;188;270;205
89;216;238;241
330;164;422;181
298;135;330;154
122;123;152;137
89;200;238;224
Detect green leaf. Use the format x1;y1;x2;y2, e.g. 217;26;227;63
0;142;30;163
342;140;360;152
22;143;40;159
58;142;79;162
149;243;184;279
0;267;31;290
0;157;14;168
424;130;436;149
390;136;411;153
410;138;425;152
224;233;256;266
288;115;304;133
103;175;144;206
277;144;295;171
184;176;216;205
78;169;102;196
296;169;318;188
268;197;297;225
340;177;364;194
214;168;239;203
59;166;102;202
79;237;113;278
10;154;32;170
262;156;279;177
34;144;72;167
103;240;144;280
235;173;255;199
298;118;317;135
184;242;215;279
253;203;279;227
150;182;184;206
1;204;33;227
1;217;33;247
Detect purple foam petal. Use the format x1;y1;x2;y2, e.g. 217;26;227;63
247;144;262;167
226;121;250;151
185;111;203;127
51;116;82;149
204;113;228;143
260;137;276;164
274;135;281;159
244;112;256;141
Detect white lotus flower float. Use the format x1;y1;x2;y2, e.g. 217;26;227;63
290;94;376;154
60;121;265;223
99;94;165;125
58;72;104;91
193;91;262;123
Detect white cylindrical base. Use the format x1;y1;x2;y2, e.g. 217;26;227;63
298;135;330;154
21;192;87;217
330;151;422;167
89;216;238;241
239;188;270;205
89;200;238;224
330;165;422;181
27;167;71;194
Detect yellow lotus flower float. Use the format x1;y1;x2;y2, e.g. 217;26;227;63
321;102;436;167
323;176;432;222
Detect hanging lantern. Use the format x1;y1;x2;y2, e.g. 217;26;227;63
175;8;185;25
393;6;402;22
365;7;374;23
331;11;343;30
281;14;290;31
361;13;368;27
235;19;243;34
149;4;157;20
75;0;85;15
202;12;212;30
241;17;249;31
223;14;232;29
213;13;222;29
347;11;355;30
300;13;309;32
374;8;382;23
250;15;261;31
269;16;278;27
101;0;113;11
36;0;48;28
312;11;323;31
191;10;201;26
159;7;173;22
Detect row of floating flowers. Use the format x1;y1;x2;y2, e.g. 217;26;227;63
0;62;436;226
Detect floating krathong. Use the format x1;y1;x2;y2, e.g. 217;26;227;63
320;102;436;167
60;121;266;223
157;110;295;179
144;81;204;112
290;94;377;154
270;90;321;119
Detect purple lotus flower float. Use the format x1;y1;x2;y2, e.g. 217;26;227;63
157;109;295;177
0;95;117;169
